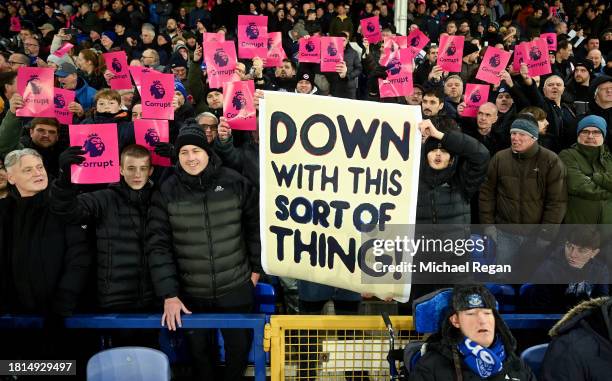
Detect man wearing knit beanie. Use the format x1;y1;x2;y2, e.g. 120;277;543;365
147;119;261;380
560;115;612;223
480;112;567;267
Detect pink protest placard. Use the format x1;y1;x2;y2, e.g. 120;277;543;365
541;33;557;51
512;42;527;72
438;35;464;72
525;38;552;77
134;119;171;166
141;72;174;120
203;32;225;44
476;46;512;85
461;84;490;118
129;66;156;94
406;28;429;57
222;80;256;131
103;51;132;90
266;32;286;67
320;37;344;72
298;36;321;63
53;42;74;57
69;124;120;184
53;88;75;125
204;41;237;88
16;67;54;117
379;48;413;98
238;15;268;59
360;16;382;44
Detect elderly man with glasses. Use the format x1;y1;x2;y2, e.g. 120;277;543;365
559;115;612;224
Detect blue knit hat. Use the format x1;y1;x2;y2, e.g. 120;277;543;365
510;116;539;139
174;80;188;99
577;115;607;138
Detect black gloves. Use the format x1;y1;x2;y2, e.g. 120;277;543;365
58;146;86;185
155;142;175;158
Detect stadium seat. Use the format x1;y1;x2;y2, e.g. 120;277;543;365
519;283;534;298
87;346;171;381
254;282;276;314
520;343;549;377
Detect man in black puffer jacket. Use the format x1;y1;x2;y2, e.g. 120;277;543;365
147;123;261;381
49;144;156;314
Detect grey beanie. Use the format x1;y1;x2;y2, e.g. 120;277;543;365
510;117;539;139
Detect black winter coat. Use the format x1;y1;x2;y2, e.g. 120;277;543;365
146;157;261;300
49;180;155;311
417;130;490;224
541;297;612;381
325;44;362;99
409;312;536;381
0;188;91;316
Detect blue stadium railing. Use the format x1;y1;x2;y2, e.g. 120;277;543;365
0;314;269;381
0;313;561;381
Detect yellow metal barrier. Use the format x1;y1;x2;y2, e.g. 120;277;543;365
266;315;421;380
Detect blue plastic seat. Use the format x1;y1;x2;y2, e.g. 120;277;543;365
254;282;276;314
520;343;549;377
87;346;171;381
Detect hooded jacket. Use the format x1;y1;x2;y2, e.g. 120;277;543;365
417;129;490;224
0;187;91;316
408;308;536;381
146;155;261;300
541;297;612;381
49;180;155;311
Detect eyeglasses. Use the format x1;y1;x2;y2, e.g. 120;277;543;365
579;129;602;137
565;242;597;256
200;123;218;131
9;60;27;66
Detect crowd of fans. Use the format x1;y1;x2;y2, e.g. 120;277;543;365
0;0;610;379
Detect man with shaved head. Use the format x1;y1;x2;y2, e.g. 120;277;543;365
587;49;605;77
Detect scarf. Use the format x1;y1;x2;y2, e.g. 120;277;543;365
457;336;505;378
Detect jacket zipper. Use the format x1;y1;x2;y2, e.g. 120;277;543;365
203;195;217;299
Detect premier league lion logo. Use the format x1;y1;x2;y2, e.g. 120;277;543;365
470;90;482;103
327;43;338;57
232;91;247;110
150;80;165;100
489;54;501;68
446;41;457;56
386;57;402;75
529;46;542;61
144;128;160;147
267;37;273;50
213;48;229;67
27;75;42;95
111;58;122;73
305;40;316;52
410;36;420;47
366;22;376;33
246;22;259;40
546;36;554;46
54;94;66;109
83;133;105;157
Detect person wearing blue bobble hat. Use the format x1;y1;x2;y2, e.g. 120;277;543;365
559;115;612;223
